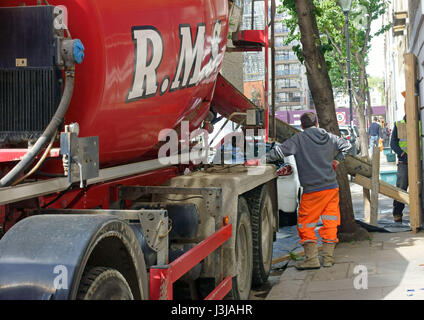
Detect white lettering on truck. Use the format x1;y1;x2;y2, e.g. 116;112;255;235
127;26;164;101
127;20;224;102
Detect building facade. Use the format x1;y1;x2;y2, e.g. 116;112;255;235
273;11;312;111
383;0;409;128
237;0;312;111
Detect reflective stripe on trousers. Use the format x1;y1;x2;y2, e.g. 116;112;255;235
297;188;341;245
321;215;338;221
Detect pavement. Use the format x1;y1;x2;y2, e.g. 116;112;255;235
265;150;424;300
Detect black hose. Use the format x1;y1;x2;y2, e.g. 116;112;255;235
0;70;75;187
41;184;73;209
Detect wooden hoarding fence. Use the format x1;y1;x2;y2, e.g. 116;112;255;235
404;53;422;233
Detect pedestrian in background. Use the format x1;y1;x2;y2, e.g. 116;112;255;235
266;112;351;270
382;122;391;148
368;116;381;156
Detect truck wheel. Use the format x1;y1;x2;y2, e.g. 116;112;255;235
77;266;134;300
227;197;253;300
246;185;274;286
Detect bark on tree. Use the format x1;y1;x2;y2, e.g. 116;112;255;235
352;50;370;159
365;76;372;127
294;0;368;239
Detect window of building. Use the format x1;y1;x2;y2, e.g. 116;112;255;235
275;51;298;61
276;79;300;88
275;63;300;76
276;92;303;103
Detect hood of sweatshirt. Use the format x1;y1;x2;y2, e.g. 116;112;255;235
303;127;329;145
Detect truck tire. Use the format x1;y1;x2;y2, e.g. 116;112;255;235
77;266;134;300
227;197;253;300
245;184;274;286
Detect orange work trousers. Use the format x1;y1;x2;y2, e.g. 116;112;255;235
297;188;340;245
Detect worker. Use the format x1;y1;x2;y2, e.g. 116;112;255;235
390;91;421;223
267;112;351;270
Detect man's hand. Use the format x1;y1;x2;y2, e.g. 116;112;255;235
332;160;340;171
266;145;284;163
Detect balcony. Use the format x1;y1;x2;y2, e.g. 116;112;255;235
277;97;301;104
393;11;407;37
275;74;300;80
275;92;302;105
275;87;301;93
275;52;298;62
275;45;295;51
275;101;304;108
275;69;300;76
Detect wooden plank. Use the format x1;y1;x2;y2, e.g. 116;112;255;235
353;174;410;205
404;53;422;232
344;154;372;178
369;146;380;226
363;188;371;223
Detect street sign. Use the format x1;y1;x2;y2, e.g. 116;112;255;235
336;112;346;124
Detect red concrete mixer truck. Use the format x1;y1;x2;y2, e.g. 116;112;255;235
0;0;279;300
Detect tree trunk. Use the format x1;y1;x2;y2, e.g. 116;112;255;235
294;0;368;239
354;97;369;159
356;106;369;158
365;76;373;126
357;107;368;158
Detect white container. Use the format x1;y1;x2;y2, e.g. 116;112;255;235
277;155;301;213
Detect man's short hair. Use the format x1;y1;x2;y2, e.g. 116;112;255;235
300;112;317;129
373;116;378;122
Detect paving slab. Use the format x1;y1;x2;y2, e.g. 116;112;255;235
312;263;350;281
280;266;309;281
266;279;304;300
306;278;360;292
303;288;384;300
266;232;424;300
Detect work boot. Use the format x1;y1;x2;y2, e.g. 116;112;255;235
295;243;321;270
321;243;336;268
393;215;402;223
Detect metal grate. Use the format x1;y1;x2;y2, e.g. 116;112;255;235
0;67;61;145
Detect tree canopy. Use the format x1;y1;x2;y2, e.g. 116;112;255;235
278;0;391;156
279;0;390;96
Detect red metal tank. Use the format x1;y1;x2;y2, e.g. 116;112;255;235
1;0;229;167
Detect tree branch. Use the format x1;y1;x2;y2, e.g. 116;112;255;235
324;28;344;58
354;50;365;72
330;50;348;88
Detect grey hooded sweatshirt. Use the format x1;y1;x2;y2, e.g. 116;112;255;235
267;127;351;194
